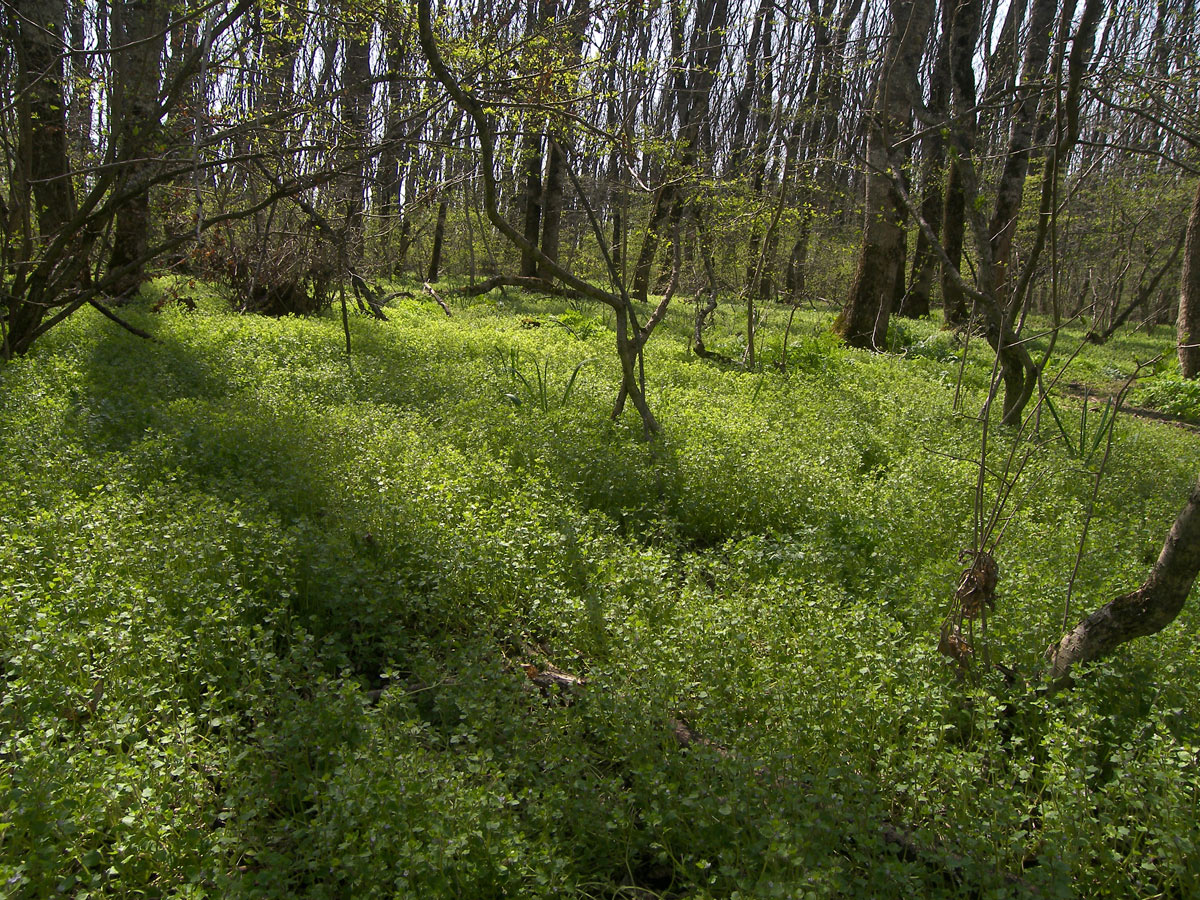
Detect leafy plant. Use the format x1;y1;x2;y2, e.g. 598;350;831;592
1;284;1199;898
1131;373;1200;420
493;346;596;411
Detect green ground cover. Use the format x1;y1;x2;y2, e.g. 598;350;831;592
1;284;1198;898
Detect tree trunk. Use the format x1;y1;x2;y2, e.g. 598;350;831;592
107;0;169;300
899;2;951;319
835;0;935;349
68;0;94;161
516;0;556;278
986;0;1057;310
6;0;80;356
537;1;589;282
632;184;676;301
518;128;544;278
538;138;567;279
1049;475;1200;683
940;157;970;325
1177;178;1200;378
427;198;449;282
341;13;373;267
632;0;729;303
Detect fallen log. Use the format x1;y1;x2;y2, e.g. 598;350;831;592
462;274;588;302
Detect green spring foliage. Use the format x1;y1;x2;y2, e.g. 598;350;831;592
1;281;1198;898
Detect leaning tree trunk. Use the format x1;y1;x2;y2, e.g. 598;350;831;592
1177;178;1200;378
1049;475;1200;683
835;0;935;349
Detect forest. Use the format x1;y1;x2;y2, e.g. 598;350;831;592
2;0;1200;896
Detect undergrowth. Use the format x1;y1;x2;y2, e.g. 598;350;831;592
1;283;1198;898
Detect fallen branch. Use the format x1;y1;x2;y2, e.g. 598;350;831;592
349;271;389;321
89;300;158;343
462;274;589;301
423;282;452;316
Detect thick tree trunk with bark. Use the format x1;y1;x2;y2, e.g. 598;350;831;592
632;185;676;301
899;3;951;319
940;159;970;325
1177;178;1200;378
1050;476;1200;683
538;138;567;278
938;0;982;327
6;0;80;356
835;0;935;349
107;0;169;300
518;129;545;278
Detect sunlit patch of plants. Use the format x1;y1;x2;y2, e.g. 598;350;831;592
0;285;1198;898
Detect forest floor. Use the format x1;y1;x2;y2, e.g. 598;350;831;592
2;278;1199;899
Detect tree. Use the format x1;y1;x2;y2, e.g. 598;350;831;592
106;0;170;299
898;0;951;320
1178;178;1200;378
1049;474;1200;684
938;0;982;327
415;0;676;438
834;0;935;349
4;0;83;356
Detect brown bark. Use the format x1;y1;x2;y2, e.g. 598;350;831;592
899;1;952;319
6;0;81;355
940;158;970;325
631;184;676;301
518;128;545;278
107;0;169;300
986;0;1056;310
1177;178;1200;378
941;0;980;330
427;198;449;282
835;0;935;349
1050;476;1200;683
462;274;583;300
538;137;567;278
